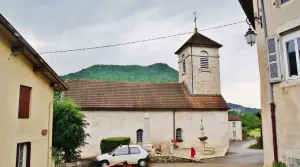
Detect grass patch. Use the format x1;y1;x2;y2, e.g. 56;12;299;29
249;128;260;138
249;143;263;149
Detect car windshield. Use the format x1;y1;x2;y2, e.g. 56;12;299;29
109;146;120;155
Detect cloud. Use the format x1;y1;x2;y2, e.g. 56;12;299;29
0;0;261;108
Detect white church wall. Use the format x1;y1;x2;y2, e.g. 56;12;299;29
228;121;243;141
81;111;173;157
81;110;229;157
175;111;229;148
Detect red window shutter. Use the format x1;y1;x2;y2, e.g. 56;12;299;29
18;85;31;118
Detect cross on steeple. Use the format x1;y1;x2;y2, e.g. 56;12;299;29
194;11;198;32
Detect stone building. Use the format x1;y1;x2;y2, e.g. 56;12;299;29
64;30;229;157
239;0;300;166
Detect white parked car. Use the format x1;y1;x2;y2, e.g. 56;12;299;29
96;145;150;167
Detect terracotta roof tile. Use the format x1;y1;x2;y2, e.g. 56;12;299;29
64;80;229;111
228;114;242;121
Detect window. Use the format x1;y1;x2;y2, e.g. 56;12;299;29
175;128;182;141
16;142;31;167
283;31;300;79
200;51;209;69
114;147;129;156
233;131;236;137
182;55;186;73
232;122;236;128
18;85;31;118
280;0;290;4
136;129;143;143
129;147;141;154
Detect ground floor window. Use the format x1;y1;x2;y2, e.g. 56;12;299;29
233;131;236;137
136;129;143;143
16;142;31;167
176;128;182;141
283;30;300;79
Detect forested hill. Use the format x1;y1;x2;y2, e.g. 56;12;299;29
61;63;259;113
61;63;178;82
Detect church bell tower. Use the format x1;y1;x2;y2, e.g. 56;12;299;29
175;26;223;95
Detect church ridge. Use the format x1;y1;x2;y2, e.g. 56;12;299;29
174;31;223;54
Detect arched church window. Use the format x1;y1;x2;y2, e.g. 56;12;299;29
136;129;143;143
182;54;186;73
176;128;182;141
200;51;209;69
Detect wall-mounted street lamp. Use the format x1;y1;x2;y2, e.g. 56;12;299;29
244;19;257;46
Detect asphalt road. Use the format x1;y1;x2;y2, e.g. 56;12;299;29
91;140;263;167
151;140;264;167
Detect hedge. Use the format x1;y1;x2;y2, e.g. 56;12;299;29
100;137;130;154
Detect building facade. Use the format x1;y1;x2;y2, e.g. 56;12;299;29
228;115;243;141
65;30;230;157
0;14;68;167
239;0;300;166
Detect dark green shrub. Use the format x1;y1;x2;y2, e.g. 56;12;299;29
100;137;130;154
273;161;286;167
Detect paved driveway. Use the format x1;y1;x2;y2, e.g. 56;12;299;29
150;140;263;167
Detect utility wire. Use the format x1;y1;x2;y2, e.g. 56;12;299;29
39;20;245;55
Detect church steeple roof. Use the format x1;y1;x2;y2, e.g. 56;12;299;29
174;32;223;54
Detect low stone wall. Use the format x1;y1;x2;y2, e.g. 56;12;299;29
150;156;202;163
54;158;95;167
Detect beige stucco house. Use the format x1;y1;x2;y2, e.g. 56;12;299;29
228;114;242;141
239;0;300;166
0;14;68;167
65;30;230;157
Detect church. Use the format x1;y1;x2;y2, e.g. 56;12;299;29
64;29;230;157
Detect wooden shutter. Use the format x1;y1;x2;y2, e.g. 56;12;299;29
16;144;20;167
18;85;31;118
266;36;281;83
26;142;31;167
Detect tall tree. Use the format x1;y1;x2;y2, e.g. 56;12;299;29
53;98;89;162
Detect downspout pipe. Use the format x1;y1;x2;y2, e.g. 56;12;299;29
173;110;176;140
47;91;62;167
260;0;278;162
190;45;194;94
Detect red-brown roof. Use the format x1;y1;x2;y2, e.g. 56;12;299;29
64;80;229;111
228;114;242;121
175;32;222;54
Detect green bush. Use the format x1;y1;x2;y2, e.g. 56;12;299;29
249;143;262;149
100;137;130;154
249;137;263;149
273;161;286;167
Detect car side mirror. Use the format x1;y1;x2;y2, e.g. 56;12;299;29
112;153;115;156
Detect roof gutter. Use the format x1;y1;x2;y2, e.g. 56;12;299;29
0;14;68;91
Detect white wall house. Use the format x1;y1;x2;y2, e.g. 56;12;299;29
65;30;229;157
228;114;242;141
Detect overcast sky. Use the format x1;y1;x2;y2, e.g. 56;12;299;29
1;0;260;108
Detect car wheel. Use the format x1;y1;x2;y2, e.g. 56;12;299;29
100;160;109;167
138;159;147;167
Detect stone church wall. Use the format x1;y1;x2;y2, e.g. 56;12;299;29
80;110;228;157
175;111;229;148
